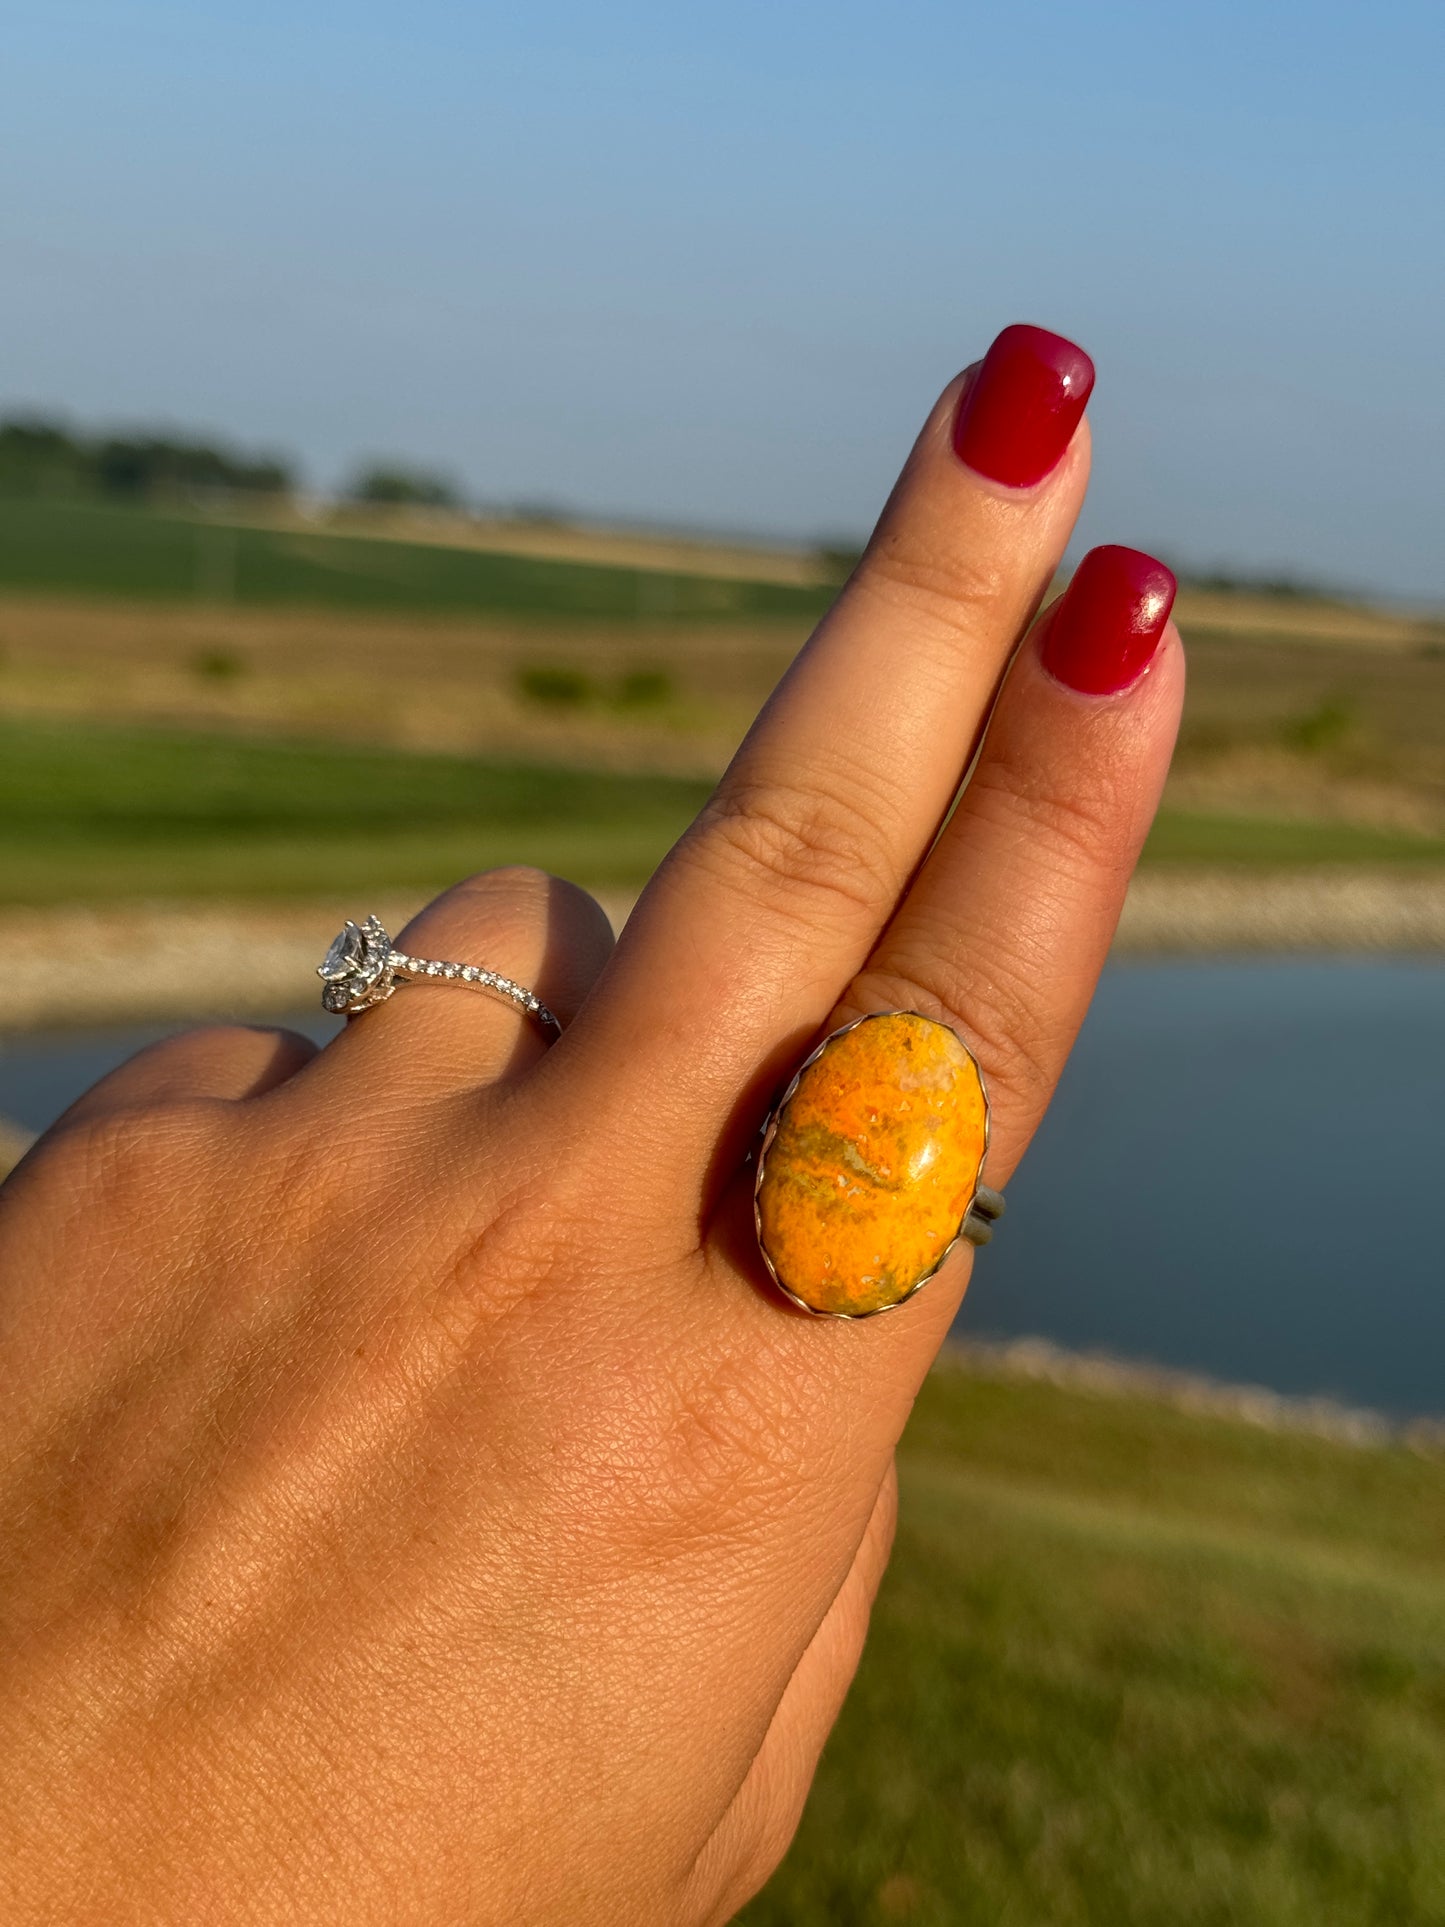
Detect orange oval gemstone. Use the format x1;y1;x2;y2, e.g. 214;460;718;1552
755;1011;989;1318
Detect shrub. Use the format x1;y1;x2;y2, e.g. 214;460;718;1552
192;649;245;681
515;665;592;707
1281;698;1355;754
348;465;460;508
615;668;672;708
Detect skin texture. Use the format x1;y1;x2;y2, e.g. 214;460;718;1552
0;346;1184;1924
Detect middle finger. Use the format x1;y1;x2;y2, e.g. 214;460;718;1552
572;324;1095;1179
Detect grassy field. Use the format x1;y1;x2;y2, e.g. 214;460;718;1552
3;719;1444;905
1;499;1443;898
1140;810;1445;867
743;1360;1445;1926
4;513;1442;1919
0;497;833;624
0;720;714;900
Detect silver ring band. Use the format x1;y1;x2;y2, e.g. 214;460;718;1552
318;917;561;1040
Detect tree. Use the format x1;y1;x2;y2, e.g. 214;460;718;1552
347;464;461;509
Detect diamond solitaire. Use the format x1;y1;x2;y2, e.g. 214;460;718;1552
316;915;562;1039
318;916;394;1015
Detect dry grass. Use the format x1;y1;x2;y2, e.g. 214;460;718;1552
214;501;832;586
216;509;1444;644
0;593;799;774
2;585;1443;836
1170;627;1445;836
1174;588;1439;652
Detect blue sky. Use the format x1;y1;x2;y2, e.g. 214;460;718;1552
4;0;1442;597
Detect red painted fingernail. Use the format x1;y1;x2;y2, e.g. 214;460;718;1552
1041;546;1177;696
951;323;1095;488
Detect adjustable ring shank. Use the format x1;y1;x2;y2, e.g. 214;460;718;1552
962;1182;1006;1247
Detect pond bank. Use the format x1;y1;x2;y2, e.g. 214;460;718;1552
942;1338;1445;1454
2;868;1443;1032
6;958;1441;1421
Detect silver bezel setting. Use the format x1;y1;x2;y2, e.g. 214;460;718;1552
752;1009;997;1322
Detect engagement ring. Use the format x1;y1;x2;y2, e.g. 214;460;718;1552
318;916;562;1040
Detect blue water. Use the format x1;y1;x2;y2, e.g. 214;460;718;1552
2;961;1441;1419
957;961;1443;1421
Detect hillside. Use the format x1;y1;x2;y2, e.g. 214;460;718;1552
743;1355;1445;1926
0;497;832;623
0;498;1442;894
3;719;1442;908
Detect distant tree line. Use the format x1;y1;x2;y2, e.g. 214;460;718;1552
0;414;484;516
345;463;461;509
0;415;294;502
1178;567;1323;599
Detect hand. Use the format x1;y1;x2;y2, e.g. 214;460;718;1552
0;326;1182;1924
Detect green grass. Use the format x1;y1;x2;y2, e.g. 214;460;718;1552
0;497;831;623
2;721;1444;904
743;1363;1445;1926
1143;810;1445;867
0;720;713;900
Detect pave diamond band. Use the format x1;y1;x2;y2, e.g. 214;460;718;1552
318;916;562;1039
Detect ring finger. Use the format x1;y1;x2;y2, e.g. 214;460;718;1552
838;545;1184;1185
686;547;1184;1436
310;866;616;1098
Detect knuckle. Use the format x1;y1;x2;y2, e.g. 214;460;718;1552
152;1023;314;1086
856;526;1010;650
179;1022;285;1052
964;955;1069;1128
688;771;900;931
452;863;559;913
418;867;613;957
35;1100;227;1222
845;954;1061;1139
966;748;1132;884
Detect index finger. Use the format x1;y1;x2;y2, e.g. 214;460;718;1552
566;325;1095;1181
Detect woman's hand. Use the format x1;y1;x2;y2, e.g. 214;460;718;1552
0;326;1182;1924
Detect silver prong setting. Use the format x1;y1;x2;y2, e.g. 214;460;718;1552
318;917;562;1040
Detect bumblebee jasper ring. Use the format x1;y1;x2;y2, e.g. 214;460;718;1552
754;1011;1003;1319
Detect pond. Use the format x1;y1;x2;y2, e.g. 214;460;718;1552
2;960;1440;1419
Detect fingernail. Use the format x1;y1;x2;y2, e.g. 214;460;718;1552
951;323;1095;488
1041;546;1177;696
